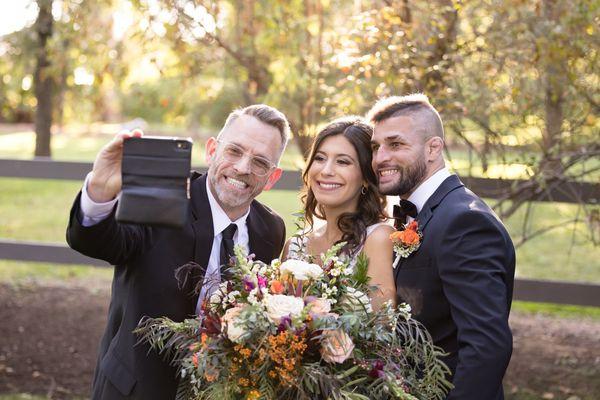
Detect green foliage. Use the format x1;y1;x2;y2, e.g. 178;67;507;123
350;252;370;288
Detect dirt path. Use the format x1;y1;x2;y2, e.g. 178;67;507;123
0;282;599;399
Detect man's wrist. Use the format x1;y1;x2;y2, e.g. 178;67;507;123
80;172;118;226
87;173;117;203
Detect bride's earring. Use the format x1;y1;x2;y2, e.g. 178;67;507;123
361;186;367;195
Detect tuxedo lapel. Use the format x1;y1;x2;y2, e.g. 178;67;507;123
189;173;214;294
416;175;464;232
247;204;277;263
394;175;464;282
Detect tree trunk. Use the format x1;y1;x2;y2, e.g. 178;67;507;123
539;0;565;180
54;39;69;130
34;0;54;157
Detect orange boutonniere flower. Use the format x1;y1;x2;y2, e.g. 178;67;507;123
390;220;422;268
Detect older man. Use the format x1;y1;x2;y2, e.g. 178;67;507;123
66;104;290;399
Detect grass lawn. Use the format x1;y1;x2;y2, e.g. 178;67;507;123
512;301;600;320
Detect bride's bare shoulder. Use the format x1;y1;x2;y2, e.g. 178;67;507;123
364;223;395;248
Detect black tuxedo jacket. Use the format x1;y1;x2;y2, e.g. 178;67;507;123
66;173;285;400
394;175;515;400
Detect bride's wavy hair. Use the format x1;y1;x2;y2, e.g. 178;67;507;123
301;116;387;254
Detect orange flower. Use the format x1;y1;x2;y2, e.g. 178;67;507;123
270;280;285;294
390;231;404;242
266;331;307;385
402;229;420;246
205;370;219;382
390;222;421;246
238;377;250;387
192;353;199;367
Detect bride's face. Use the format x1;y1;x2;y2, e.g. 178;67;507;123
308;135;364;211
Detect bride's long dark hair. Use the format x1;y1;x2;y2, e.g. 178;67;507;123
301;116;387;253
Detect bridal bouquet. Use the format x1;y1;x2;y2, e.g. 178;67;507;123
136;243;451;400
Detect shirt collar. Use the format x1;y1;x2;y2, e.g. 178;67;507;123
407;167;452;213
205;179;250;236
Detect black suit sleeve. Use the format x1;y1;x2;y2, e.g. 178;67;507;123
436;210;513;400
277;217;286;256
66;192;153;266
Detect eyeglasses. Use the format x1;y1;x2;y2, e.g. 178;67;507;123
217;140;276;176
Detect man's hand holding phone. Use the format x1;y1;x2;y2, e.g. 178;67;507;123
88;129;144;203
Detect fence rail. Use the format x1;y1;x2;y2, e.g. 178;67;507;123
2;158;599;203
1;158;599;307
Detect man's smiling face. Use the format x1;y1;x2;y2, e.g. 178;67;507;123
206;114;282;216
370;115;428;197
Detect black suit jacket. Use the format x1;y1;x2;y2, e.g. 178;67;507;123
66;173;286;400
394;175;515;400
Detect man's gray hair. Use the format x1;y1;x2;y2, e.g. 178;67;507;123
366;93;444;140
218;104;291;159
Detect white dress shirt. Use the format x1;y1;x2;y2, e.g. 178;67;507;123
78;174;250;314
80;172;119;226
196;180;249;313
405;167;452;221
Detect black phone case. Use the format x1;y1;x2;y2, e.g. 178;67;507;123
116;136;193;228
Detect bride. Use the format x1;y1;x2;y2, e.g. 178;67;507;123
284;116;396;309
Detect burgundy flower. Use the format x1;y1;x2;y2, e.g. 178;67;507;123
368;360;386;379
277;315;292;332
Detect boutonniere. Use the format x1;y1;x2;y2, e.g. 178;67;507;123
390;220;422;268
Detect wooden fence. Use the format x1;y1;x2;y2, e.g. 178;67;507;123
1;158;599;307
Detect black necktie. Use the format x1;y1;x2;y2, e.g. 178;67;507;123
219;224;237;280
393;199;418;230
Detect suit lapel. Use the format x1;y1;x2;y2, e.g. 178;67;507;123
416;175;464;232
189;173;214;293
394;175;464;281
247;204;276;263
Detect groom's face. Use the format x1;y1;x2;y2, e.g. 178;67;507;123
371;115;428;197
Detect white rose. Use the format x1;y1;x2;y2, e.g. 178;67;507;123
340;287;372;313
264;294;305;324
280;259;323;281
221;306;247;343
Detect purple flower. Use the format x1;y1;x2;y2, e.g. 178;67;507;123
277;315;292;332
243;276;256;292
368;360;386;379
257;275;268;289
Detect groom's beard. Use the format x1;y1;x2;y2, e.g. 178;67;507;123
379;158;427;197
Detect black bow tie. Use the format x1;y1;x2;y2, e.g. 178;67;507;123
393;199;418;230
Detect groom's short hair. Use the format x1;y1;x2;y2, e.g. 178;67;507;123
366;94;445;141
218;104;291;160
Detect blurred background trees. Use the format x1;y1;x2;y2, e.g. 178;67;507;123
1;0;598;239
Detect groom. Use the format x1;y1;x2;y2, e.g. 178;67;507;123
66;104;290;399
368;94;515;399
